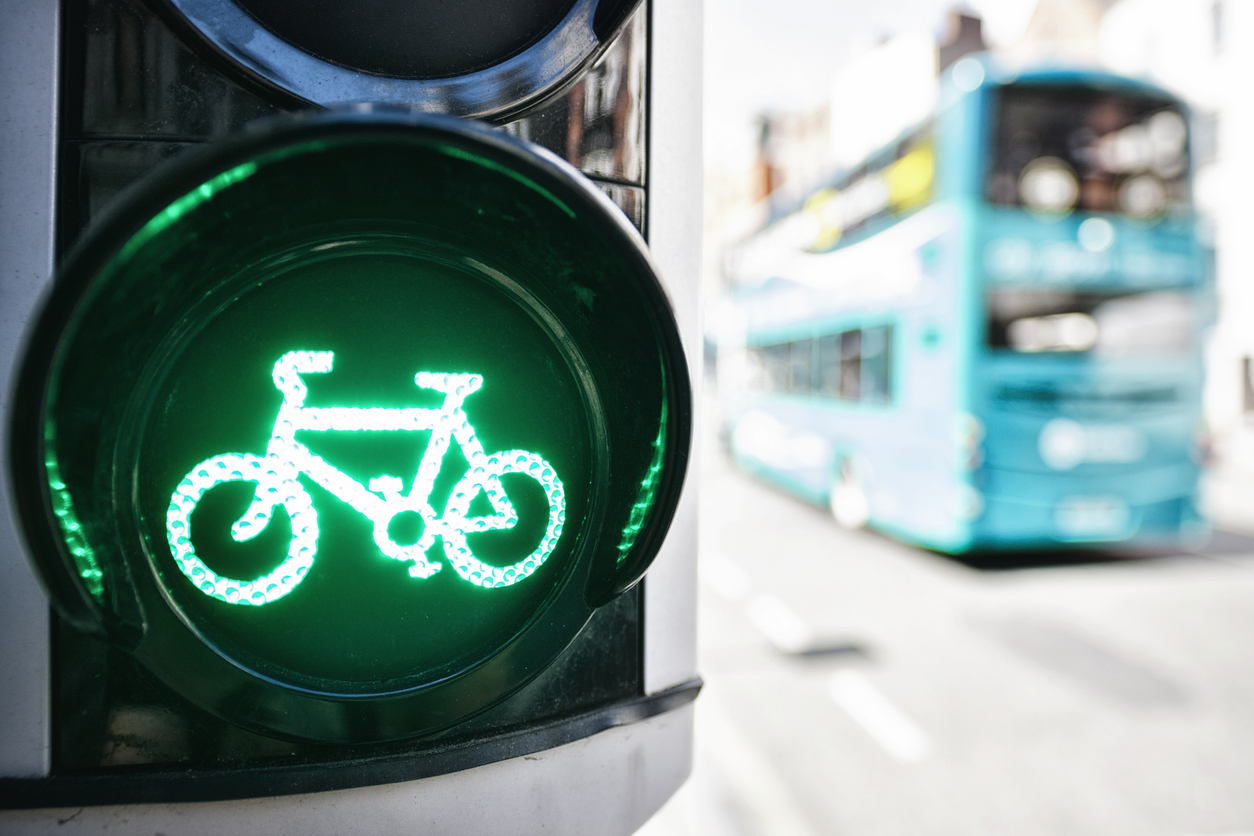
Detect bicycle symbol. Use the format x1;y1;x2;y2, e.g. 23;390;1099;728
166;351;566;606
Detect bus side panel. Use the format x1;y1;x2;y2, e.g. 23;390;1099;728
725;83;992;553
728;204;972;551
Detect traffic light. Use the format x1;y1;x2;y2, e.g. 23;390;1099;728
0;0;701;830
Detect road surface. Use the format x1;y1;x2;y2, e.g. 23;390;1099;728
639;423;1254;836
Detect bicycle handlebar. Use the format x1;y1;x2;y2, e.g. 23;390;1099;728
272;351;334;406
272;352;485;413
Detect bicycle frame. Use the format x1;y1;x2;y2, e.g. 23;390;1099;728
240;351;517;578
166;351;566;605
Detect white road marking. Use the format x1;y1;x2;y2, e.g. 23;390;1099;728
699;552;750;601
827;670;932;763
746;593;813;653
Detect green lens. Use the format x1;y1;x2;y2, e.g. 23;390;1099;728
140;242;592;692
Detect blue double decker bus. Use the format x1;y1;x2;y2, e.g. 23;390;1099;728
716;57;1210;552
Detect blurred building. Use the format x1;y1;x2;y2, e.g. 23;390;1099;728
752;105;831;205
939;11;987;71
1095;0;1254;527
1002;0;1116;66
827;30;938;172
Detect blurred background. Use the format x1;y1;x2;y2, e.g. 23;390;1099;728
642;0;1254;833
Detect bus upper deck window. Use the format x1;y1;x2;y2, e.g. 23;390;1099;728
988;86;1189;217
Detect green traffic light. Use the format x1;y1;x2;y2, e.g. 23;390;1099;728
10;111;690;742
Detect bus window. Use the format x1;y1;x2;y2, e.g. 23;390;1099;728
862;325;893;403
840;330;862;400
789;338;814;393
987;288;1195;354
745;347;765;390
988;86;1189;218
816;334;841;397
761;343;790;391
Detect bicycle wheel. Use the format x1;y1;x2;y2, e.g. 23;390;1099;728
166;453;318;605
441;450;566;588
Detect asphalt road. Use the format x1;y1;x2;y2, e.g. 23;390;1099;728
638;425;1254;836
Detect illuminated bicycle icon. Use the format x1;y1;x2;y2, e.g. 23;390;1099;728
166;351;566;606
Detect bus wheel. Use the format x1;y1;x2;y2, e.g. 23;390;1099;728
829;464;870;529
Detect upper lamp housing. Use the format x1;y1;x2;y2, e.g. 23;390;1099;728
152;0;644;120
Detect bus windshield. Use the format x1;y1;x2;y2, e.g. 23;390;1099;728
988;85;1190;217
987;287;1195;355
